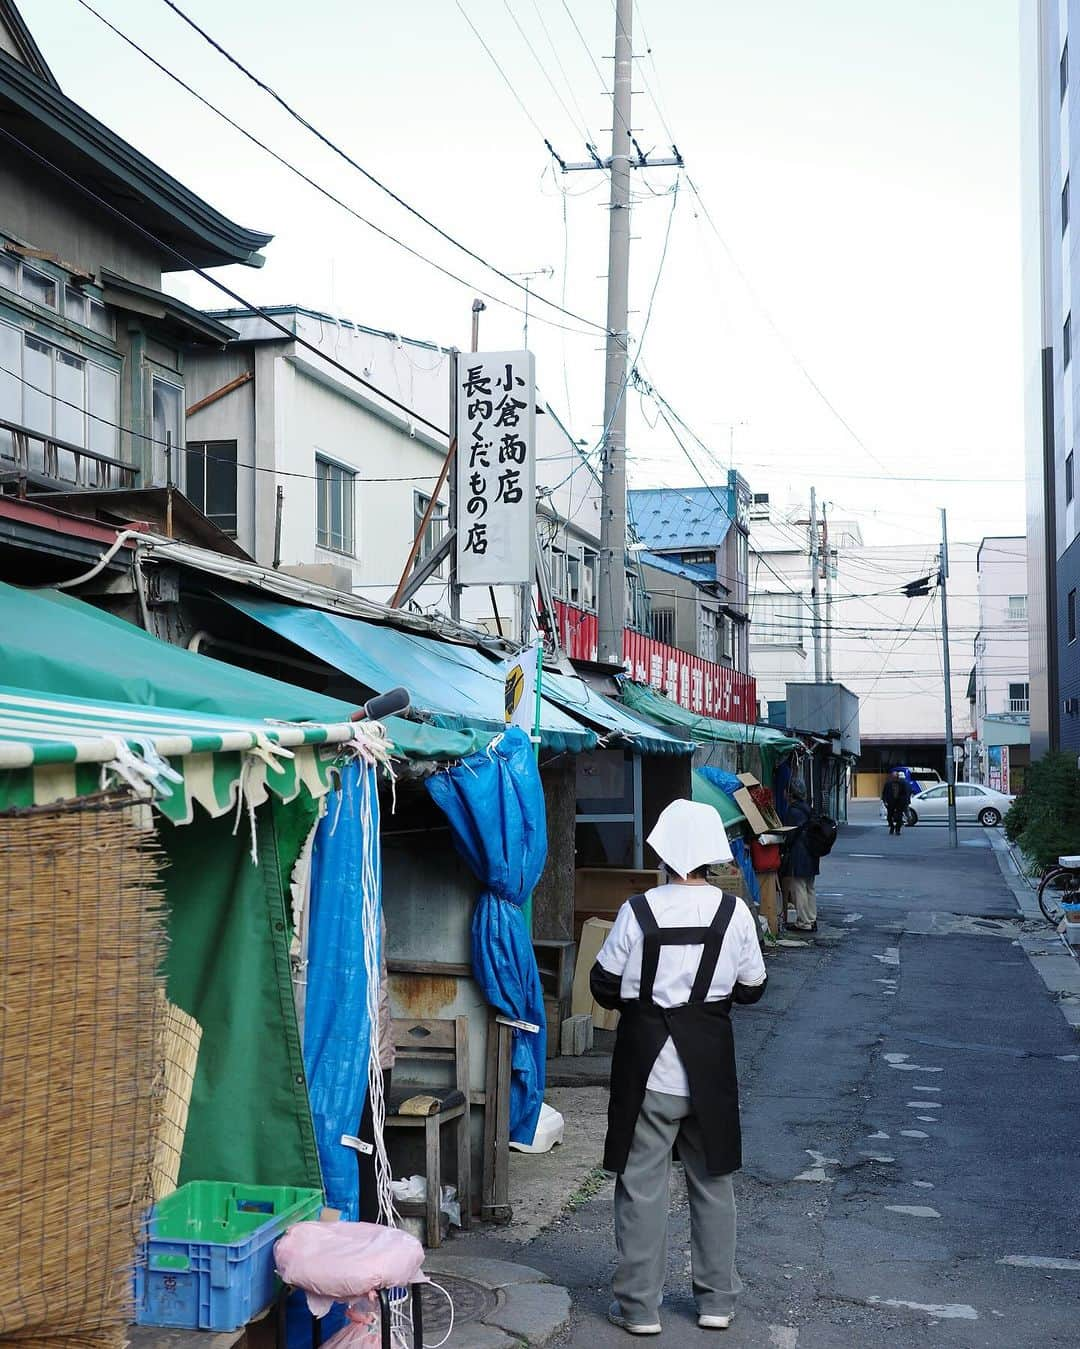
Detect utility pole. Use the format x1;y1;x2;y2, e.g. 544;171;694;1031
809;487;823;683
596;0;633;665
822;501;833;682
940;507;958;848
549;0;682;663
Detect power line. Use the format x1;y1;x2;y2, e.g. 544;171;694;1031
452;0;546;140
158;0;613;336
508;0;595;144
74;0;597;342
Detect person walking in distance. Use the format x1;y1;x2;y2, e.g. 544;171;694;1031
589;800;767;1335
881;770;912;836
781;780;819;933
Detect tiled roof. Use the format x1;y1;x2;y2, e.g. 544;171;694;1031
628;486;733;551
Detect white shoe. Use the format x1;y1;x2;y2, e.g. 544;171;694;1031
607;1303;662;1335
698;1312;733;1329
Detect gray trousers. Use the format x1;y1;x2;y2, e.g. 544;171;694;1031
613;1089;741;1323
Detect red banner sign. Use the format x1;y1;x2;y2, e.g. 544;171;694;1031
553;601;756;725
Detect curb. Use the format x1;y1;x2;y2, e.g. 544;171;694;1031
422;1255;571;1348
988;832;1080;1032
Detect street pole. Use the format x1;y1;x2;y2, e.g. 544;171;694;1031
809;487;823;683
940;507;958;849
596;0;633;666
823;501;833;682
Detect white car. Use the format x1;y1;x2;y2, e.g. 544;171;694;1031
898;782;1014;827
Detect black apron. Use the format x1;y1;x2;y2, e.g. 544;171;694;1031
603;891;742;1178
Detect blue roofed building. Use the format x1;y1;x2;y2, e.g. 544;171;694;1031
627;471;751;676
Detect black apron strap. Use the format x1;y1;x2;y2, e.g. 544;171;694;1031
689;893;738;1002
628;893;662;1002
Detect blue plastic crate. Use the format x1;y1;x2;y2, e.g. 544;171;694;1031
135;1181;323;1330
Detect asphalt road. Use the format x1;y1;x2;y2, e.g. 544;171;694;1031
471;802;1080;1347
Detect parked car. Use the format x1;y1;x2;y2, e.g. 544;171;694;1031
901;782;1014;827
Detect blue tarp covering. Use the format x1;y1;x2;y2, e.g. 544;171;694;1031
426;729;548;1144
730;836;761;906
219;592;597;754
699;765;744;798
304;761;378;1220
541;671;696;756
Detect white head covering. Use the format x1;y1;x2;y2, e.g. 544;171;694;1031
646;799;733;879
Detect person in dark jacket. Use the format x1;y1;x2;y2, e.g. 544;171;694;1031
781;780;819;932
881;771;912;835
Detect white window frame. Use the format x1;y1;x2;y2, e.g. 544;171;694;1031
316;453;357;556
1007;595;1027;623
412;489;447;574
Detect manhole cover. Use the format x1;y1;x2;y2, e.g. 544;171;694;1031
418;1274;498;1333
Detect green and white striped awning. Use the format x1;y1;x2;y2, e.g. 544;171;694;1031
0;686;362;824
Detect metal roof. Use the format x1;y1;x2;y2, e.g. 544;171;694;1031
629;486;733;552
637;549;718;585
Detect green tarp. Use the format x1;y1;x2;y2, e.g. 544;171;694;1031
620;681;801;783
164;806;322;1190
540;671;696;756
691;768;747;831
216;592;597;754
0;581;484;764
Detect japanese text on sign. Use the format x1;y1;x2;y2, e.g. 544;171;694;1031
455;351;536;585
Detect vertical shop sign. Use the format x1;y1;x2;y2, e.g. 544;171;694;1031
455;351;536;585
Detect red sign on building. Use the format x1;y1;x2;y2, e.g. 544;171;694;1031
553;601;756;726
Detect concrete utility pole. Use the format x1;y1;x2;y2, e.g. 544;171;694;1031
940;507;959;848
596;0;634;665
822;500;833;682
809;487;823;683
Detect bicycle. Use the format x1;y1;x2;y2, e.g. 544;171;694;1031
1037;855;1080;926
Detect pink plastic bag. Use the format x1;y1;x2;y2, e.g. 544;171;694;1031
274;1220;427;1318
321;1297;383;1349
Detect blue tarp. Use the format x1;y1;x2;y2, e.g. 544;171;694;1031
730;836;761;906
541;671;696;756
426;728;548;1144
304;761;378;1220
218;593;596;754
699;766;744;798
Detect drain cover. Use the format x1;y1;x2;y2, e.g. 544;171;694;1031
419;1274;498;1333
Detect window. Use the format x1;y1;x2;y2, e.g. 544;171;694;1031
316;455;355;554
751;592;804;646
0;322;118;473
650;607;675;645
582;549;597;609
151;376;184;486
1007;594;1027;622
186;440;238;534
88;299;113;337
550;545;567;598
1063;39;1069;103
1009;682;1030;714
681;550;713;567
567;550;582;604
955;784;981;798
1066;312;1072;368
0;252;15;291
1068;451;1075;504
19;265;57;310
736;528;749;580
697;606;717;661
412;490;446;573
64;285;87;326
1065;176;1071;235
1069;588;1077;642
920;786;947;800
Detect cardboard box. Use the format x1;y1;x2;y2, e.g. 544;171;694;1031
707;861;750;901
733;773;796;838
574;867;662;938
758;872;781;936
571;917;620;1032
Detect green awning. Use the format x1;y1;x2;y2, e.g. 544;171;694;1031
541;671;695;756
619;681;802;781
0;582;485;792
217;592;598;754
691;768;747;831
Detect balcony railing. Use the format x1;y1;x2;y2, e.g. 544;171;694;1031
1008;697;1030;714
0;416;138;491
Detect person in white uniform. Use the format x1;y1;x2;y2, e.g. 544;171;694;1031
590;799;767;1335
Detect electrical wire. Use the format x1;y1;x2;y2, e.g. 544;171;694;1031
74;0;600;343
505;0;594;144
452;0;546;139
158;0;613;336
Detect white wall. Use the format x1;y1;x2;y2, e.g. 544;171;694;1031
975;537;1029;734
184;308;601;641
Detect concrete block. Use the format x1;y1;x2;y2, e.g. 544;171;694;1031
485;1282;572;1344
560;1014;594;1057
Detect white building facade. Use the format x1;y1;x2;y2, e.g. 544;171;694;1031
968;536;1030;792
183;307;601;642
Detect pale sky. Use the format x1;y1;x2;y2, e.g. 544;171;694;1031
25;0;1025;551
